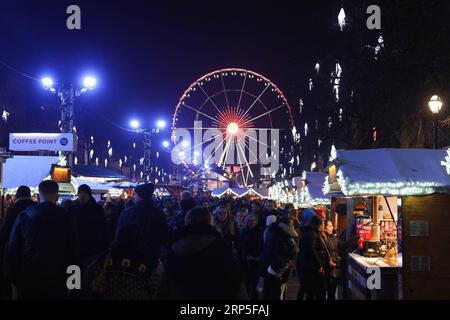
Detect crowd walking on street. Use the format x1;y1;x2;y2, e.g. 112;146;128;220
0;182;356;300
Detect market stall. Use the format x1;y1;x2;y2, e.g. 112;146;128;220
299;171;332;208
211;187;269;199
268;178;299;204
2;156;128;202
324;148;450;300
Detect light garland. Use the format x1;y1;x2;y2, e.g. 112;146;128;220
441;148;450;175
335;168;439;196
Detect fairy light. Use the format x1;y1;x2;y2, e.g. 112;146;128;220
442;148;450;175
338;7;347;30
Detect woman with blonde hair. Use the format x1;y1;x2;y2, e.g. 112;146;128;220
213;205;240;258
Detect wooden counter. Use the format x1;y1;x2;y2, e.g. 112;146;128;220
348;253;403;300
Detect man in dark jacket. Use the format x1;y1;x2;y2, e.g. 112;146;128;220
298;215;327;300
104;202;120;246
260;217;299;300
116;183;168;270
168;190;196;235
68;184;106;264
0;186;36;299
5;180;80;299
158;206;247;300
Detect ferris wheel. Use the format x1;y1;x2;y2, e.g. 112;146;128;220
171;68;295;187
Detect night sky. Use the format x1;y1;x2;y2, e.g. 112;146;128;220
0;0;396;175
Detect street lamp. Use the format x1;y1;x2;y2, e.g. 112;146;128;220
428;95;443;149
41;75;97;166
162;140;170;148
156;120;166;129
130;119;141;130
129;118;168;181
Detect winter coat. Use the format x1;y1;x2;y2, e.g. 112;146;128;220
323;233;343;278
260;222;299;277
105;211;120;245
157;223;247;300
0;198;36;260
116;199;168;269
240;226;262;260
298;225;327;272
168;209;189;235
68;198;107;263
5;202;80;299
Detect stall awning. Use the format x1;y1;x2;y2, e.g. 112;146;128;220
72;165;126;180
2;156;60;189
73;177;111;193
327;148;450;196
249;188;269;198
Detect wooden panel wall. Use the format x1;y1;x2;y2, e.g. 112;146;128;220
402;194;450;299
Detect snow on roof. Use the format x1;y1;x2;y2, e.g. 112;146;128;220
300;172;331;205
73;177;111;192
250;188;269;198
331;148;450;196
211;188;229;197
2;156;59;189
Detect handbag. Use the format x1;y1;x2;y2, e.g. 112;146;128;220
91;248;112;296
319;235;337;270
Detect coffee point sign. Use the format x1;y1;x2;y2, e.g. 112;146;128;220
9;133;76;152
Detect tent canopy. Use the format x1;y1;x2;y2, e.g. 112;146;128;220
72;165;126;180
2;156;59;189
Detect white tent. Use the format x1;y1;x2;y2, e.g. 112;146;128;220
2;155;59;189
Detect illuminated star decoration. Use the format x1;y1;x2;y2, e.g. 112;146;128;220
441;148;450;175
2;109;10;123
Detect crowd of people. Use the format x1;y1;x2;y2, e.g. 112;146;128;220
0;181;355;300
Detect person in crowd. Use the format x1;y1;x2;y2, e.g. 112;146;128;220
168;190;197;234
298;215;327;300
239;214;262;299
278;216;300;299
235;207;248;229
289;209;301;236
163;206;174;221
212;205;240;258
88;225;156;300
62;199;73;208
260;215;298;300
68;185;107;265
262;200;279;221
250;201;264;229
5;180;80;299
157;206;247;299
323;219;341;300
263;215;277;244
104;202;120;246
0;186;36;299
116;183;168;270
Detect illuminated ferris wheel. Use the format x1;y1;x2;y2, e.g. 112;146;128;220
172;68;295;187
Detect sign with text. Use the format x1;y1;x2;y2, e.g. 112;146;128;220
9;133;76;152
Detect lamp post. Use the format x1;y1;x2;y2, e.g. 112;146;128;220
41;76;96;166
130;119;167;181
428;95;443;149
